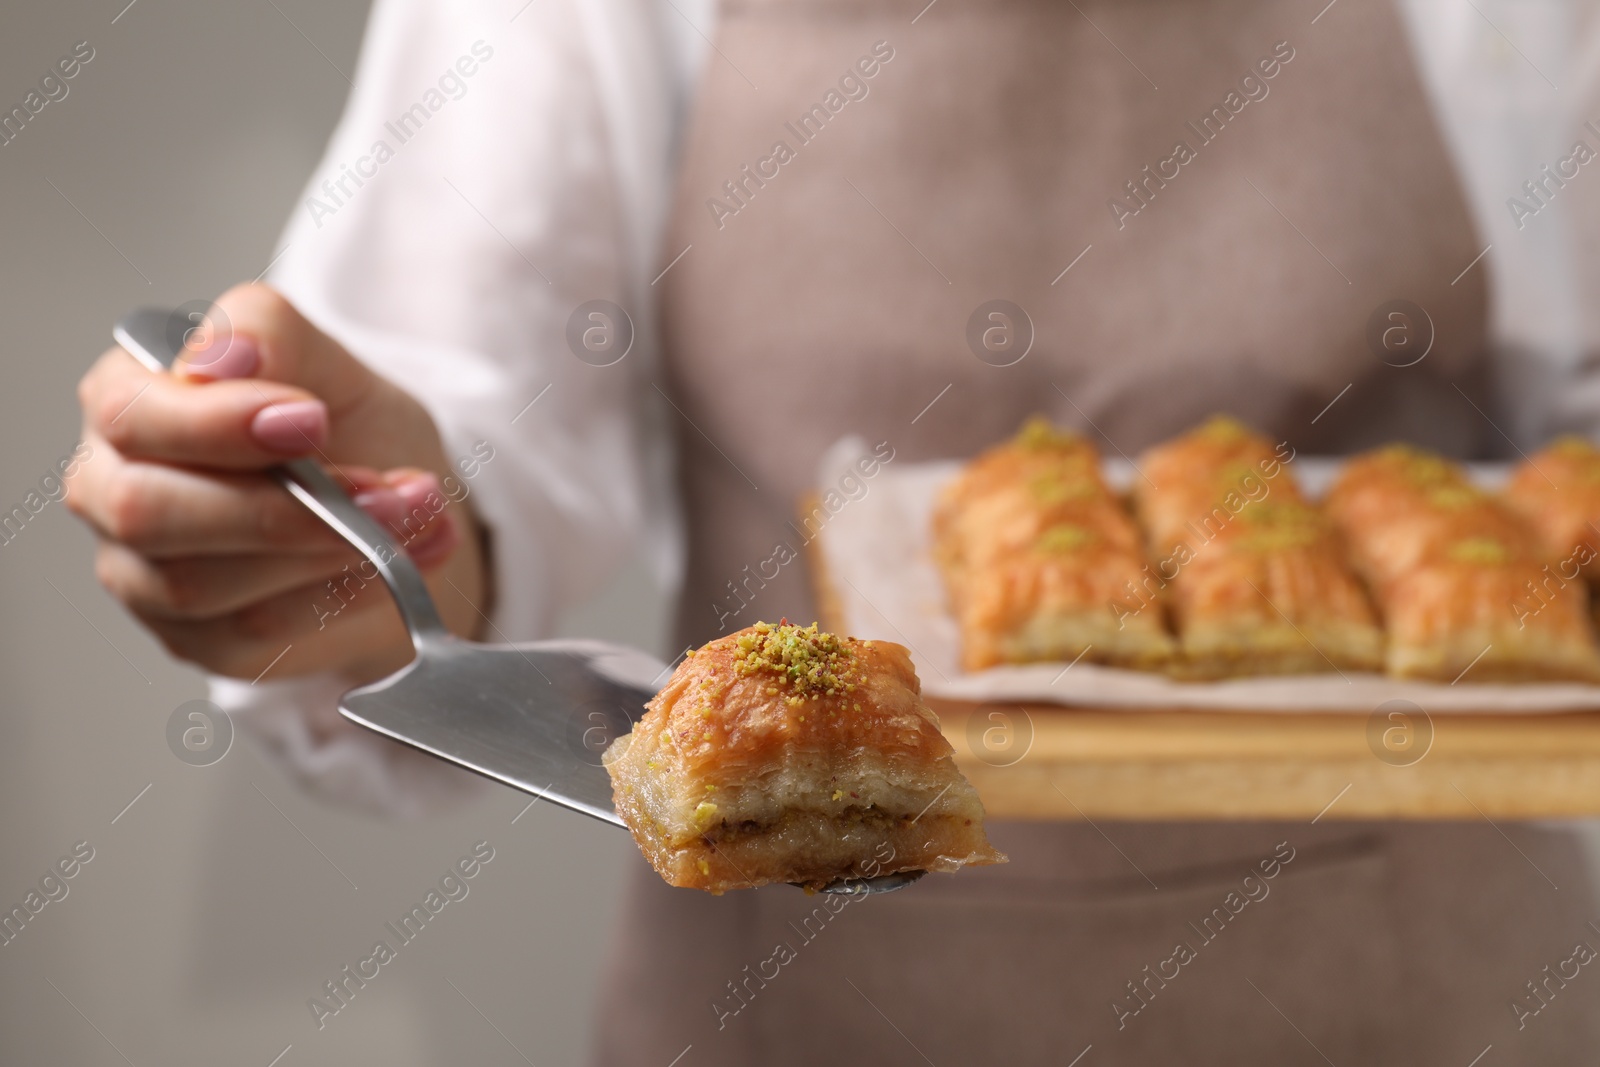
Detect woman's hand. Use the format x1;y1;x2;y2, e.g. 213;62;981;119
69;283;488;683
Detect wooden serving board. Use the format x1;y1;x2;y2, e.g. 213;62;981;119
801;495;1600;820
931;702;1600;821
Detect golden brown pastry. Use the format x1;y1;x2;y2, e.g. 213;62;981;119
932;417;1174;671
1325;445;1600;682
1133;417;1384;678
603;622;1004;893
1136;415;1295;551
1503;436;1600;579
1324;446;1530;586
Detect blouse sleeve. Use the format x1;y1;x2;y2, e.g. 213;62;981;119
208;0;690;816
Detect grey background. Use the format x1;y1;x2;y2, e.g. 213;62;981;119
0;1;667;1063
7;1;1600;1064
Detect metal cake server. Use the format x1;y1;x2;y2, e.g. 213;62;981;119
114;307;920;897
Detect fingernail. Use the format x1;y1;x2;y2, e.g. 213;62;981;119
393;472;445;514
178;334;260;381
383;472;457;565
408;512;459;569
352;486;406;527
250;400;327;454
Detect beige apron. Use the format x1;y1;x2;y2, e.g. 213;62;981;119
594;0;1600;1061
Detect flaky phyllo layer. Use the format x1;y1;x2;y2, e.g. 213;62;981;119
604;622;1004;893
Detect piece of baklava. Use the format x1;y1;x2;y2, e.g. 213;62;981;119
603;622;1005;893
1325;445;1600;682
1503;436;1600;579
932;417;1174;671
1133;417;1384;678
1136;415;1296;551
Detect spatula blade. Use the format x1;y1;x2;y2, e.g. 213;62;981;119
338;639;665;828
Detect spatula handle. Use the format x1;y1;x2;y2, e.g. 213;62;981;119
112;307;448;647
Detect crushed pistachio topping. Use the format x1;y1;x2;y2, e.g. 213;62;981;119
1237;525;1323;552
1448;537;1513;565
1036;523;1096;553
1549;437;1600;482
1552;435;1598;458
1426;485;1482;509
1218;462;1258;485
733;621;858;704
1378;444;1458;485
831;790;845;801
1236;501;1312;525
1014;415;1084;451
697;858;710;875
693;801;719;827
1195;415;1251;442
1028;468;1101;505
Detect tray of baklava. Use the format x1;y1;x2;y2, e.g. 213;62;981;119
809;416;1600;712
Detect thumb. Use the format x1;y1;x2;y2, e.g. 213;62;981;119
174;283;443;473
176;283;377;419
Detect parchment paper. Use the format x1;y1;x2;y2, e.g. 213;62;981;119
813;438;1600;713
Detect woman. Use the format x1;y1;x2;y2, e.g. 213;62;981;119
69;0;1600;1060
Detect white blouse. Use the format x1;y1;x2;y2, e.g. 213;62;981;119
211;0;1600;815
